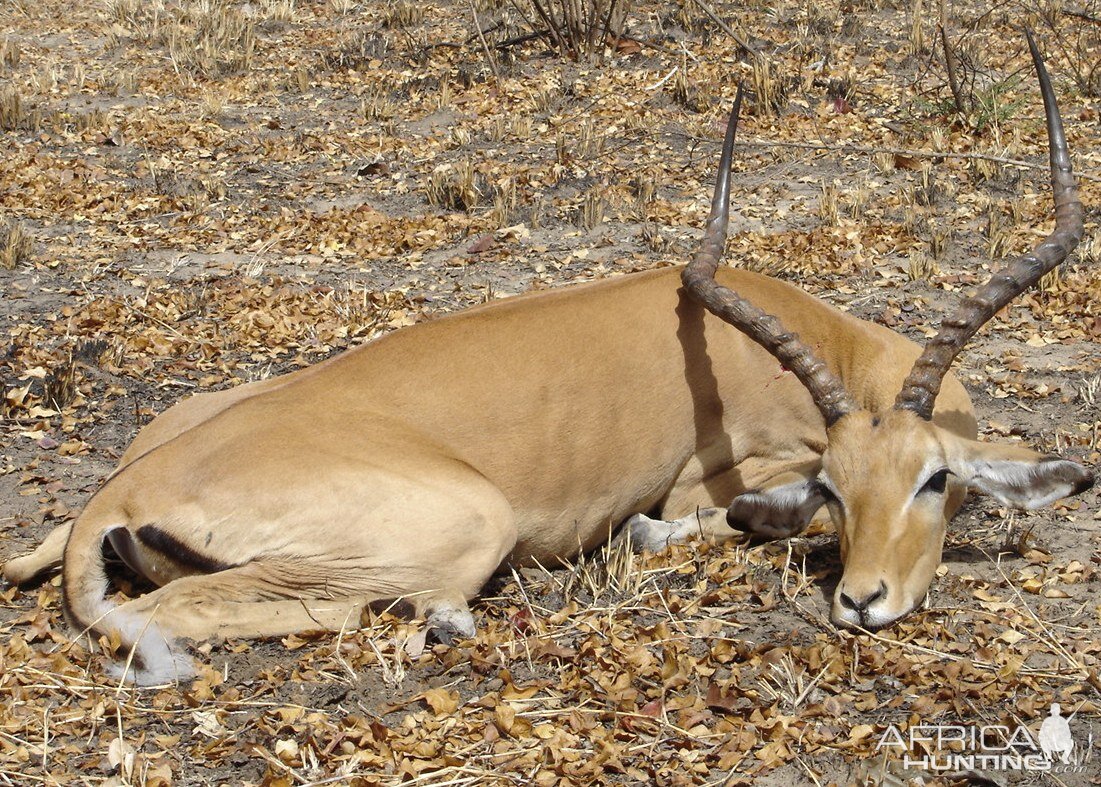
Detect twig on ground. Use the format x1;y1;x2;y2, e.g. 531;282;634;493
252;745;308;785
645;66;679;91
782;585;1091;683
978;546;1084;672
492;30;544;50
683;0;757;58
468;0;501;82
680;133;1101;182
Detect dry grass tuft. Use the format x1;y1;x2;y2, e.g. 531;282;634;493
0;85;28;131
0;36;18;70
1038;265;1064;293
42;356;78;412
490;177;519;227
909;0;926;54
360;82;397;121
819;181;840;226
426;160;484;212
383;0;425;28
167;0;255;78
110;0;256;79
0;220;33;269
480;0;630;60
258;0;297;25
325;29;390;70
907;247;936;281
560;530;645;602
751;55;788;116
640;223;668;252
580;187;606;229
984;201;1012;259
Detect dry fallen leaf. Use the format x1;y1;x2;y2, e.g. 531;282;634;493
422;687;461;715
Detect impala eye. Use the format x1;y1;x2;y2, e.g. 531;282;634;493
920;469;951;495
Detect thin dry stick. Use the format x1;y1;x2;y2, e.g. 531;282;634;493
785;591;1089;682
112;602;174;689
980;547;1084;672
611;33;682;57
794;753;826;787
0;729;45;758
113;705;133;784
1064;7;1101;23
330;606;360;682
596;0;620;61
251;745;308;785
684;0;757;57
645;572;690;636
40;704;50;774
528;0;564;52
299;775;369;787
468;0;501;82
939;0;965;114
0;769;50;784
718;135;1101;183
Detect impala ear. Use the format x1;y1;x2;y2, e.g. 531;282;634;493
727;476;827;539
948;439;1094;510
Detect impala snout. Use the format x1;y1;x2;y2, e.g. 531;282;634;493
839;581;885;615
830;508;940;631
831;577;912;630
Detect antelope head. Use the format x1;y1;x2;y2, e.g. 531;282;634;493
683;33;1093;630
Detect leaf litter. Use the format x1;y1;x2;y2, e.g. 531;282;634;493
0;0;1100;785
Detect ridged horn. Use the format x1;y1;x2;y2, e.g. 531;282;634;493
895;31;1084;419
682;85;859;427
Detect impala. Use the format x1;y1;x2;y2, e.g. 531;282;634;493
2;35;1091;685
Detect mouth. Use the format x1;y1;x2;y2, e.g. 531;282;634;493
834;613;888;632
830;598;919;631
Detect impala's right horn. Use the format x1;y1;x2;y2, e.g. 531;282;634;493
894;31;1085;420
682;85;859;427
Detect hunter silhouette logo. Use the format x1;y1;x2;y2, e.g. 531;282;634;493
1038;703;1075;765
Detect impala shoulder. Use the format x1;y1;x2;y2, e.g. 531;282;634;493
709;267;839;314
455;266;683;318
933;372;978;439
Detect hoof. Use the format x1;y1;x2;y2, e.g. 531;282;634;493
2;556;39;586
425;605;476;645
619;513;678;552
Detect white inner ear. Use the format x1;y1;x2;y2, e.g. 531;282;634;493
727;479;827;539
959;458;1090;510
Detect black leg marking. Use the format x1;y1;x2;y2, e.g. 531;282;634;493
136;525;236;574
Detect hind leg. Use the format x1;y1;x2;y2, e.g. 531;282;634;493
98;490;517;684
103;557;502;685
94;563;374;685
103;562;370;641
3;522;72;584
106;563;489;644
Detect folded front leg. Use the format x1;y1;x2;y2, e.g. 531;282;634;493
617;507;734;552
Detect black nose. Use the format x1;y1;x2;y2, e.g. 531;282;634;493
839;581;887;612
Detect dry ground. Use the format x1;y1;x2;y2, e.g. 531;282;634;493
1;0;1100;785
